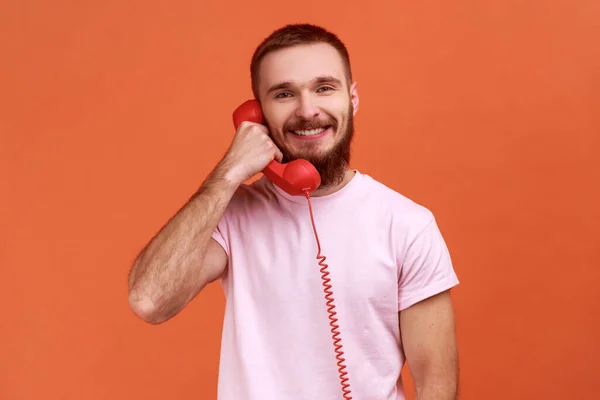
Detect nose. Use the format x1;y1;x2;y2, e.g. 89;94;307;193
295;93;320;120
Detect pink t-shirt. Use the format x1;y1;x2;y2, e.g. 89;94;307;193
211;170;459;400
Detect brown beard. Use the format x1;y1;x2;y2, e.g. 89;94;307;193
275;102;354;188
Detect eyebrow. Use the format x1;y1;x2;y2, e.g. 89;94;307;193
267;75;343;94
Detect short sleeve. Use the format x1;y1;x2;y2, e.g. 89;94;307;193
211;222;230;257
210;216;232;284
398;217;459;311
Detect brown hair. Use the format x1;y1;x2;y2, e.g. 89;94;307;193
250;24;353;99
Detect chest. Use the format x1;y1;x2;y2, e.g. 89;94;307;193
226;208;399;315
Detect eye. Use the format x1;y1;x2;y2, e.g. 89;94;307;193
275;92;292;99
317;86;334;93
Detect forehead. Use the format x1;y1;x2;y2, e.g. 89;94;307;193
258;43;347;95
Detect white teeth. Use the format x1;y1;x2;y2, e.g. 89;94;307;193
293;128;326;136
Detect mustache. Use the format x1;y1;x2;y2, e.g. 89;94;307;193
283;117;338;132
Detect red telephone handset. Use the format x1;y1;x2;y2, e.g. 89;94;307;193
232;100;321;196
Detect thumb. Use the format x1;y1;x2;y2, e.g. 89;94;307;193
274;147;283;163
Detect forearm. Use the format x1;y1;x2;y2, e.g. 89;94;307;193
413;361;458;400
415;382;457;400
128;160;239;321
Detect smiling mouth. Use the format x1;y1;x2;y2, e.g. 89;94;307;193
289;126;331;136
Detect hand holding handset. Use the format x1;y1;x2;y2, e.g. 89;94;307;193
232;100;321;196
231;100;353;399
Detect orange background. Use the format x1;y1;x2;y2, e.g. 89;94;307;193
1;1;599;399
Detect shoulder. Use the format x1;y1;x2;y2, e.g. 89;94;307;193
231;177;276;203
220;177;279;218
358;172;436;233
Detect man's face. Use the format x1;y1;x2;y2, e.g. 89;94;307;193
256;42;359;187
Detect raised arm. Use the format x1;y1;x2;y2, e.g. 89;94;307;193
127;120;283;324
127;168;235;324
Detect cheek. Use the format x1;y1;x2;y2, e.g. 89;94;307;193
263;113;283;131
269;120;286;136
265;108;293;132
336;108;350;128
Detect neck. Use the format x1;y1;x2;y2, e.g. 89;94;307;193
310;169;355;197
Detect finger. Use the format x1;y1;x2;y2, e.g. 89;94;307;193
257;124;270;135
247;123;268;136
235;121;251;134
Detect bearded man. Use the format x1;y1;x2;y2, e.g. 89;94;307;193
128;23;460;400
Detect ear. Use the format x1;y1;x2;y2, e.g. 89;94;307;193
350;81;359;116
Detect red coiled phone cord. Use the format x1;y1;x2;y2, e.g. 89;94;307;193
304;191;353;400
